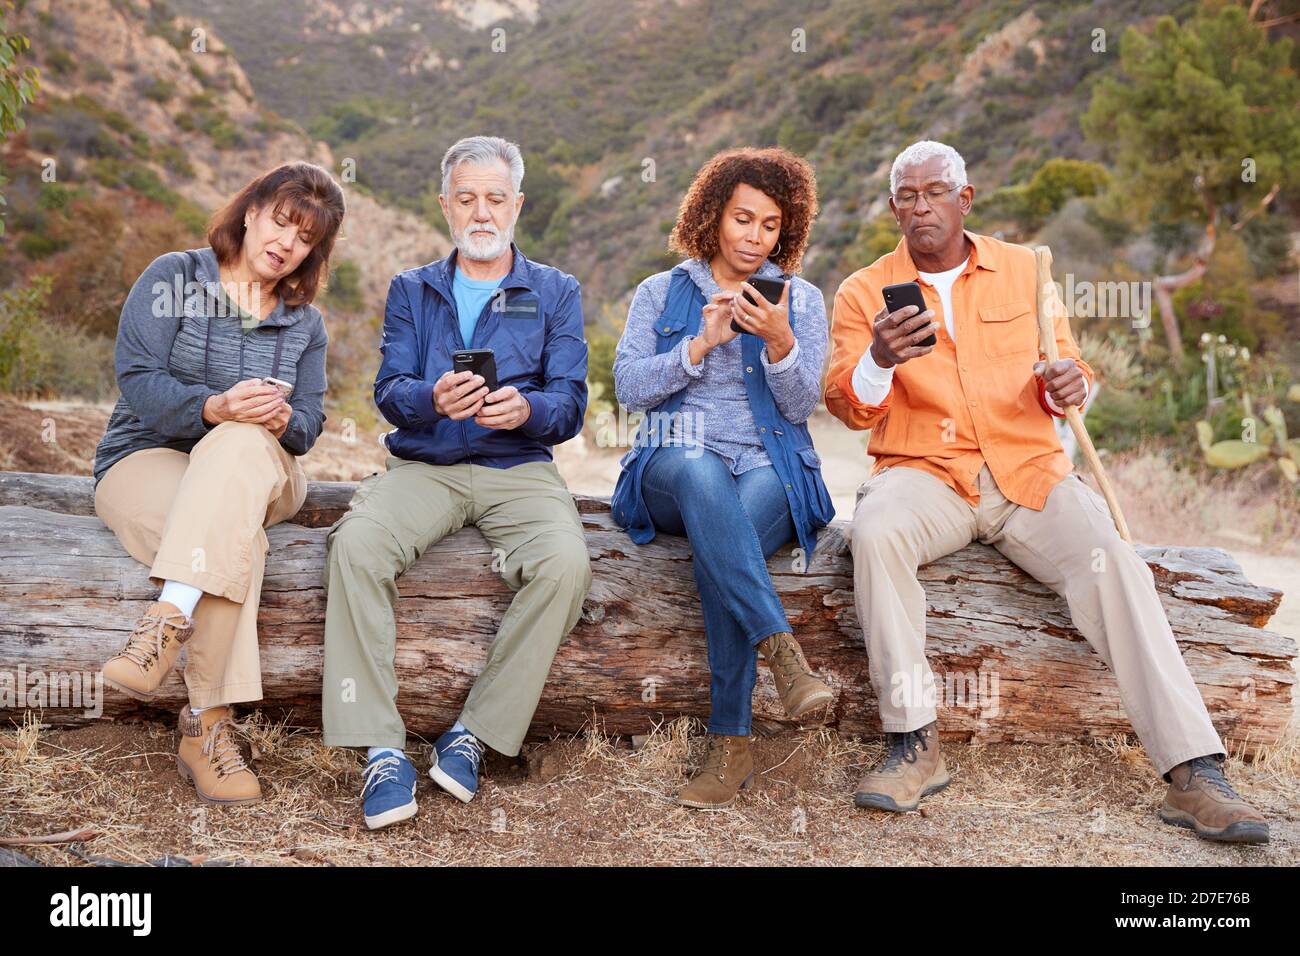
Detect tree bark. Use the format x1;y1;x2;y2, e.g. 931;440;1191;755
0;472;1293;754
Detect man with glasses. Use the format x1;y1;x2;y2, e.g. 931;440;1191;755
823;140;1269;843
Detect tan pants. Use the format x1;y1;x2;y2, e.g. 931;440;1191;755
849;464;1224;776
93;422;307;707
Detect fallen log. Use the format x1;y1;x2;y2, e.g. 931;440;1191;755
0;471;1293;755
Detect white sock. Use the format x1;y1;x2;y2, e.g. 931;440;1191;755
189;704;210;716
367;747;403;762
159;580;203;618
450;720;468;735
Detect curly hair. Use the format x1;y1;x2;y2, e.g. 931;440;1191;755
668;147;818;274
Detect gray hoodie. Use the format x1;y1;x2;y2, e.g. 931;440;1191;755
92;245;328;483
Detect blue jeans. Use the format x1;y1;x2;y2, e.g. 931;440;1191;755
641;445;795;735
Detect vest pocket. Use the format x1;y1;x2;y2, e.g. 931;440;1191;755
795;445;836;528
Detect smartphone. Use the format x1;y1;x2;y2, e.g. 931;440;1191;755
452;348;498;394
731;276;787;333
882;281;936;348
262;376;294;399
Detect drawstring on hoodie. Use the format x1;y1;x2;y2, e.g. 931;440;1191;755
201;292;288;388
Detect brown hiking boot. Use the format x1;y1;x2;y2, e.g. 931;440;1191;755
853;721;950;812
176;705;261;806
102;601;194;699
676;734;754;809
1159;755;1269;844
758;631;833;719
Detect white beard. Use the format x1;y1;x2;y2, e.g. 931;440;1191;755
454;220;515;261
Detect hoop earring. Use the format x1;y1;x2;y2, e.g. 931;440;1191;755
772;239;782;258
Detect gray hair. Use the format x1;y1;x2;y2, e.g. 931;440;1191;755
440;135;525;198
889;140;967;194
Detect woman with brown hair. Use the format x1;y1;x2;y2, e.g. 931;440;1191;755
91;161;345;805
611;147;836;808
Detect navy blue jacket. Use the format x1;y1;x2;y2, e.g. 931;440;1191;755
374;243;588;466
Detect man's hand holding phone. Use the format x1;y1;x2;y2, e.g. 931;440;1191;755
867;303;938;369
433;369;489;420
474;385;532;430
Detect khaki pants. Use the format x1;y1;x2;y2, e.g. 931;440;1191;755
849;464;1223;776
320;457;592;757
93;422;308;707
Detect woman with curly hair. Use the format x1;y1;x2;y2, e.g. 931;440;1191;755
611;147;836;808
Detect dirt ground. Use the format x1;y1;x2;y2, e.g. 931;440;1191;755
1;397;1297;866
3;715;1297;866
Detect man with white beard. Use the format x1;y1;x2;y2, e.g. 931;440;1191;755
320;136;591;830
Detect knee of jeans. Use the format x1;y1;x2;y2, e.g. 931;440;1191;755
327;514;406;575
666;452;735;499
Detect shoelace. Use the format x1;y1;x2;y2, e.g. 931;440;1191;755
768;640;806;686
118;610;189;668
1187;755;1241;800
877;728;928;774
447;733;485;772
698;737;733;780
362;755;403;797
202;717;251;778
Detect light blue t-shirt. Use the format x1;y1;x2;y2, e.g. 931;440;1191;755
452;267;504;348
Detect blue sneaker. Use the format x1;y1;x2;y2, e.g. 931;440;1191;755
361;752;417;830
429;729;486;803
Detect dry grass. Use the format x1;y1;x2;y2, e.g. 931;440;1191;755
2;712;1296;867
1103;447;1300;556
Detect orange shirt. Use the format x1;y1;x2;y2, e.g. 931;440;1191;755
824;231;1093;510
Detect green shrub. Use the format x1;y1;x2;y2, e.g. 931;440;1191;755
16;232;66;257
323;259;363;312
138;76;175;103
0;276;117;400
45;47;76;76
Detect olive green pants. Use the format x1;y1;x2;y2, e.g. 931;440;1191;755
320;457;592;756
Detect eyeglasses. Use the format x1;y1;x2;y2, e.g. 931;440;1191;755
893;183;962;209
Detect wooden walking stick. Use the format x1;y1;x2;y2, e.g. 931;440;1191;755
1034;245;1133;543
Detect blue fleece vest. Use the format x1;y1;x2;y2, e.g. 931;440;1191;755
610;266;834;566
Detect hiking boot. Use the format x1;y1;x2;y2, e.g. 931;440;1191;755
757;631;833;719
676;734;754;809
102;601;194;699
176;705;261;806
853;721;949;812
1159;755;1269;844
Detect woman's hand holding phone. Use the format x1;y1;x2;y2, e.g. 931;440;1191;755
202;378;285;426
732;279;794;361
263;401;294;438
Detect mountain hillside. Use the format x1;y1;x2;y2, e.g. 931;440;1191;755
8;0;450;313
168;0;1205;318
